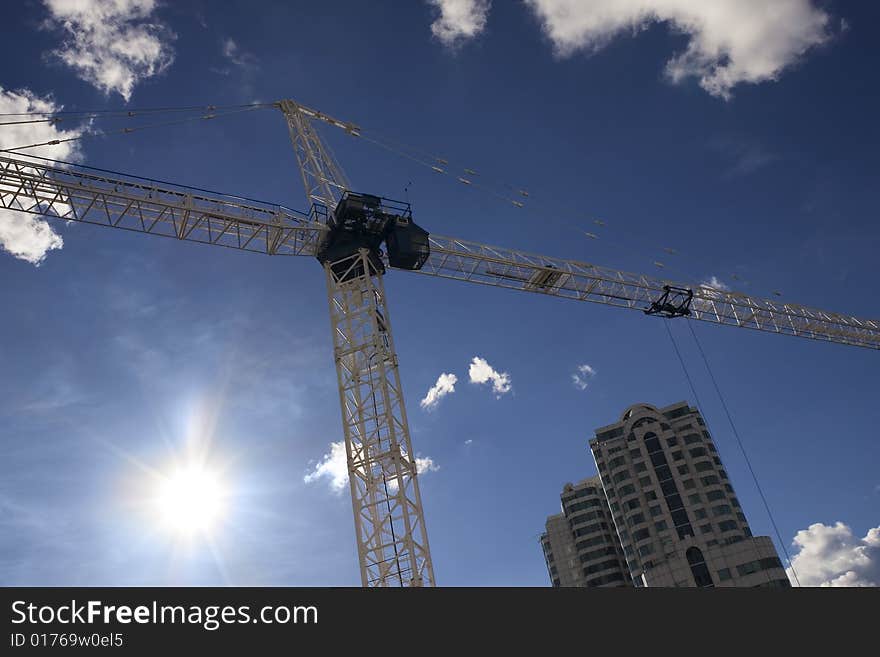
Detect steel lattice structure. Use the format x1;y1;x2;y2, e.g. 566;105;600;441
1;99;878;587
326;250;434;586
420;235;880;350
0;154;325;255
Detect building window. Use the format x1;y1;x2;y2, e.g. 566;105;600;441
695;461;714;472
712;505;732;517
634;462;647;473
688;493;701;504
649;505;663;517
671;450;684;461
717;568;731;581
689;447;707;458
628;513;645;526
684;434;702;445
682;479;696;490
700;523;712;534
736;561;760;576
706;490;725;501
633;528;651;541
613;470;631;483
677;465;690;475
644;433;661;452
666;437;678;447
645;490;658;501
654;520;668;531
700;475;719;486
694;508;708;520
687;547;714;587
638;476;652;487
655;465;672;481
718;520;738;532
629;448;642;459
618;484;636;496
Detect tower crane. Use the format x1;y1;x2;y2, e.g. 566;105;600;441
1;99;878;588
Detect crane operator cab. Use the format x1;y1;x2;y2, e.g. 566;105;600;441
316;192;430;281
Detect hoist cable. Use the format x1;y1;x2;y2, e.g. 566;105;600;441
663;320;775;586
684;319;801;586
0;105;269;154
0;102;274;119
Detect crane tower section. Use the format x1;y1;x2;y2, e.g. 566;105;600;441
279;101;435;586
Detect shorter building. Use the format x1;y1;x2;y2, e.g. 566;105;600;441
540;476;630;587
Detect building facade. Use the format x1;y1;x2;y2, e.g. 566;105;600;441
540;476;630;587
590;401;790;588
542;401;791;588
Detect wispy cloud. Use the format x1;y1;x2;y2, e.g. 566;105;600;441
700;276;730;292
711;136;778;178
420;372;458;411
571;363;596;391
788;521;880;586
523;0;834;99
468;356;511;397
0;87;84;265
220;38;259;73
427;0;491;47
43;0;175;101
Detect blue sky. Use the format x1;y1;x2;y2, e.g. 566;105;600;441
0;0;878;586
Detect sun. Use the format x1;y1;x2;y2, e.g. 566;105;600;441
153;463;228;538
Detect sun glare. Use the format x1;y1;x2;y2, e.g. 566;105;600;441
153;463;228;538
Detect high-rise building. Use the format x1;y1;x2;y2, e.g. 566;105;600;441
540;476;630;587
542;401;791;588
590;401;790;588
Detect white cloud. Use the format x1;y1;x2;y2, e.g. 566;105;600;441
387;455;440;493
0;87;83;265
303;440;349;493
523;0;833;99
415;456;440;475
428;0;491;47
468;356;511;397
44;0;175;101
221;38;259;71
787;522;880;587
700;275;730;291
464;439;473;445
304;441;438;494
420;372;458;410
572;363;596;390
